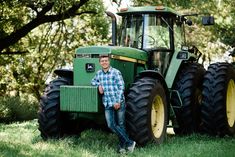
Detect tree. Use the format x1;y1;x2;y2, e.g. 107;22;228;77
0;0;109;100
0;0;100;54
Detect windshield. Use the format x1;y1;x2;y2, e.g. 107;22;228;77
119;15;143;49
119;14;172;50
142;14;172;49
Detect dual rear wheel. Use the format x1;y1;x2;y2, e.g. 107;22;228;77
201;63;235;136
170;62;235;137
171;63;205;134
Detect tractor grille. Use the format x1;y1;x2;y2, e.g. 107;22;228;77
60;86;100;112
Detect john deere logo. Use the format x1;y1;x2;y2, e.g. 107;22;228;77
86;63;95;72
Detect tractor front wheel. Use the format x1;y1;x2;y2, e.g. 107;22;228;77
126;77;168;146
38;77;73;139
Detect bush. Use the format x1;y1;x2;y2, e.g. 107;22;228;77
0;96;38;123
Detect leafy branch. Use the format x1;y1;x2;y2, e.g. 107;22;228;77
0;0;96;55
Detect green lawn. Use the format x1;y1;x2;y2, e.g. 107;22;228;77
0;120;234;157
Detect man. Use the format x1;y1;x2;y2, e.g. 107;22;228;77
91;54;136;153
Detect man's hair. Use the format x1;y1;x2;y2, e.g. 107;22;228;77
99;54;109;62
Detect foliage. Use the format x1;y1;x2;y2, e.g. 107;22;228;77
0;0;109;101
0;120;235;156
0;96;38;123
0;0;104;54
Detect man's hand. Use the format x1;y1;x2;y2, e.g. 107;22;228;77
114;103;121;110
98;85;104;94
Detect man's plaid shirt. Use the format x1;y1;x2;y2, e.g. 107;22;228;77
91;67;125;108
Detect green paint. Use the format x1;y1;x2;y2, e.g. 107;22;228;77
110;59;135;90
165;50;197;88
73;58;101;86
60;86;101;112
111;47;148;61
73;57;136;89
69;47;143;113
165;51;182;88
74;46;147;89
76;46;148;61
76;46;111;54
137;65;146;74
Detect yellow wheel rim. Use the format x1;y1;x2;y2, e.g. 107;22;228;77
226;79;235;127
151;95;165;138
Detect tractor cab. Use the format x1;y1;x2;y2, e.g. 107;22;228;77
116;6;185;74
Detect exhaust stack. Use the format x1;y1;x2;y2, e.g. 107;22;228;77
105;11;117;46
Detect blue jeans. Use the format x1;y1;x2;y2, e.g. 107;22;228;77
105;104;133;148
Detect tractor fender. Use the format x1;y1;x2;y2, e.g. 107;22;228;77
137;70;170;119
54;69;73;80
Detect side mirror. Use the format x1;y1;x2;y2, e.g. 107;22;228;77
202;16;215;25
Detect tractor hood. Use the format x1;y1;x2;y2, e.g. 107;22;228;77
75;46;148;62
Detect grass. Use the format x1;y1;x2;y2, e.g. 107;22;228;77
0;120;235;157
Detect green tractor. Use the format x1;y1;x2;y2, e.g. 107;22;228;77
38;6;235;145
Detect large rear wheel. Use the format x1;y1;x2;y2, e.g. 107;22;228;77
126;77;168;146
201;63;235;136
171;63;205;134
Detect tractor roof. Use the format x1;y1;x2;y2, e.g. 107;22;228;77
117;6;181;17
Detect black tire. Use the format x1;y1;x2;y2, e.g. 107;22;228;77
201;62;235;136
171;63;205;134
126;77;168;146
38;77;73;139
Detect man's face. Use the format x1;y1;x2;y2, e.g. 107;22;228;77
99;57;110;70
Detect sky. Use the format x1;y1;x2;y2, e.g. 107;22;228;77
103;0;132;13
